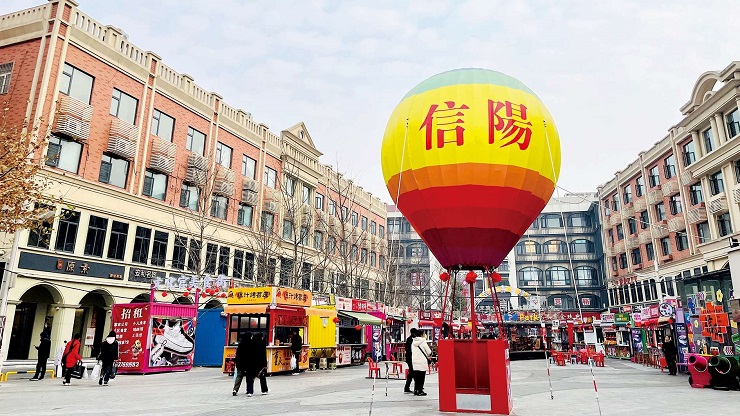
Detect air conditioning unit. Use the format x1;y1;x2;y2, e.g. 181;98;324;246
54;115;90;141
185;166;207;185
149;154;175;174
241;190;258;205
106;136;137;159
242;179;259;192
264;201;279;213
187;153;209;170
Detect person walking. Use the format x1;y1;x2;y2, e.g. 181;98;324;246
62;333;82;386
411;331;433;396
30;329;51;381
97;331;119;386
247;332;269;396
290;329;303;375
661;335;678;376
232;333;252;396
54;339;67;378
403;328;417;393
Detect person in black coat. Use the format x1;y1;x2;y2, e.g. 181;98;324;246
232;333;252;396
290;329;303;375
404;328;418;393
30;329;51;381
661;335;678;376
97;330;119;386
247;332;268;395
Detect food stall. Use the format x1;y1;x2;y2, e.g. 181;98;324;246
385;306;407;359
222;286;311;375
112;297;198;374
335;296;383;366
306;304;337;369
603;312;632;359
366;301;387;361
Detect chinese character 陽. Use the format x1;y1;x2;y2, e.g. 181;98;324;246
65;261;76;273
419;101;470;150
79;263;90;274
488;99;532;150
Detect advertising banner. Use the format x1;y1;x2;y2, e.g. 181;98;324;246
149;317;195;367
352;299;368;312
631;329;644;355
269;346;309;373
336;297;352;311
337;345;352;366
371;325;383;361
112;304;148;370
675;323;689;367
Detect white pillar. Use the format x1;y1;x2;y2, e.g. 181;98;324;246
729;247;740;300
50;304;78;356
714;114;728;144
0;301;18;363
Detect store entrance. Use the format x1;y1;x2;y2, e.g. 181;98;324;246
7;303;36;359
7;284;59;360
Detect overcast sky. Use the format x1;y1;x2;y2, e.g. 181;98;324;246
5;1;738;203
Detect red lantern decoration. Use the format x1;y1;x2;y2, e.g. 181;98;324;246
354;325;361;330
407;319;413;324
491;271;502;283
386;319;392;326
332;317;340;324
465;270;477;284
439;272;450;282
183;291;190;297
201;292;207;298
161;291;168;298
220;292;227;298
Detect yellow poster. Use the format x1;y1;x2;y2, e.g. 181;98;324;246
268;346;309;373
228;287;273;305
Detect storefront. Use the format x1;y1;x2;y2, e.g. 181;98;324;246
223;286;311;375
335;296;382;366
366;301;387;362
306;304;337;368
603;313;631;359
384;306;406;359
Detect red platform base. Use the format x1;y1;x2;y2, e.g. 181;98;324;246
437;339;512;414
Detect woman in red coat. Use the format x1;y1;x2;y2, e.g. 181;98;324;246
62;333;82;385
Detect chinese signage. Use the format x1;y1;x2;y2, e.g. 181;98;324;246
152;273;231;292
275;314;308;327
409;272;426;286
614;313;630;324
227;287;311;307
699;302;729;343
128;268;166;283
600;313;615;323
351;299;368;312
336;344;365;366
112;305;148;370
269;345;309;373
18;251;125;280
335;296;352;311
275;287;311;307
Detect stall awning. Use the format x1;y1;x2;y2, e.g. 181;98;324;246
224;304;269;314
306;307;337;318
338;311;383;325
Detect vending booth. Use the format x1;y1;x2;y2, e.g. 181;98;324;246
112;300;198;374
335;296;382;366
222;286;311;375
306;305;337;368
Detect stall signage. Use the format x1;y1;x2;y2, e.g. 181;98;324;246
633;312;643;324
504;312;540;322
659;303;675;317
111;304;148;370
312;294;331;306
275;314;308;327
622;305;633;313
18;251;125;280
352;299;368;312
649;305;660;319
270;346;308;373
419;311;432;320
275;287;311;307
128;268;166;283
699;302;729;343
600;313;615;323
641;308;651;321
614;313;630;324
336;296;352;311
228;287;273;304
152;273;231;292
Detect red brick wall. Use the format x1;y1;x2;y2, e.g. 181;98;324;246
0;40;42;131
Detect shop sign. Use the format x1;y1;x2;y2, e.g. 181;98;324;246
633;312;642;324
641;308;651;321
150;273;231;293
622;305;632;313
270;346;308;373
649;305;660;319
312;294;331;306
128;268;166;283
352;299;368;312
699;302;729;343
112;304;148;370
18;251;125;280
614;313;630;324
504;312;539;322
581;298;592;306
275;287;311;307
659;303;675;317
419;310;432;320
275;314;308;327
336;296;352;311
600;313;615;323
553;298;562;306
228;287;273;304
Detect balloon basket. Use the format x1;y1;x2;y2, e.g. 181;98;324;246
437;338;512;414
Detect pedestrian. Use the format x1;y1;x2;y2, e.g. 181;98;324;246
411;331;433;396
97;330;119;386
247;332;269;396
30;328;51;381
661;335;678;376
290;329;303;375
55;339;67;378
403;328;417;393
232;333;252;396
62;333;82;386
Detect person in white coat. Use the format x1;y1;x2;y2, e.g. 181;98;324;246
411;335;432;396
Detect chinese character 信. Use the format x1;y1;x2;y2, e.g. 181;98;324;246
65;261;75;273
488;99;533;150
419;101;470;150
79;263;90;274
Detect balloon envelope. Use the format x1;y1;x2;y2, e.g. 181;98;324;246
381;68;560;269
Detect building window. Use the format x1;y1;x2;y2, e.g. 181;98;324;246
143;170;168;200
616;224;624;240
570;239;593;253
282;220;294;240
543;240;566;254
83;215;108;257
237;204;253;227
516;240;540;254
669;195;682;215
205;243;218;274
361;216;368;231
314;231;324;250
518;267;542;286
186;127;206;156
27;208;53;249
610;257;617;271
618;253;628;269
709;171;724;195
659;236;671;256
107;221;128;260
361;248;368;264
211;195;228;219
151;231;168;266
574;266;597;286
612;193;621;211
300;226;309;246
340;206;348;221
726;108;739;139
628;217;637;234
623;185;632;204
327;237;336;254
241;155;256;179
664;154;676;179
315;193;324;210
370;252;377;267
675;233;688;251
646;242;655;261
717;213;733;237
301;186;312;205
379;255;386;269
59;63;93;103
54;209;80;252
379;225;385;239
172;236;187;270
233;250;244;279
635;176;645;197
215;142;232;168
639;210;649;229
264;167;277;189
540;214;563;228
370;220;377;235
683;141;696;166
351;211;359;227
655;202;666;221
219;246;230;275
603;202;611;217
0;62;13;94
568;213;590;227
188;240;202;271
109;88;138;125
689;183;704;205
99;154;129;188
284;176;296;196
703;128;715;153
696;221;710;244
735;160;740;184
649;166;660;187
180;183;200;210
151;109;175;141
631;248;642;265
131;226;152;264
607;229;614;244
244;253;255;280
261;212;275;233
46;136;82;173
546;267;571;285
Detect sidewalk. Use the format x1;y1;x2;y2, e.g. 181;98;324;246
1;358;98;381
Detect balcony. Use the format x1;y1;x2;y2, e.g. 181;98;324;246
647;187;663;205
609;214;621;227
187;153;209;170
625;235;639;249
680;170;694;186
638;231;652;244
733;188;740;205
661;178;679;197
242;179;259;193
185;167;207;185
633;198;647;212
687;203;708;224
667;217;686;232
570;252;599;261
651;220;669;239
149;136;176;174
214;166;235;196
241;189;258;205
106;135;137;159
707;195;729;215
621;202;634;218
53;95;92;142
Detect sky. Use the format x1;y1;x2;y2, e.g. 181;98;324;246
4;1;738;204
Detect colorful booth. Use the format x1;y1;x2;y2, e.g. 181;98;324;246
335;296;383;366
306;305;337;368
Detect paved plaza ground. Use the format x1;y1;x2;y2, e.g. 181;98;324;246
1;359;737;415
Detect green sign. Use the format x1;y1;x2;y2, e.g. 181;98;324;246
614;313;630;324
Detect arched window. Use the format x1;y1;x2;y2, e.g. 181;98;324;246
546;266;570;286
515;240;540;254
574;266;598;286
543;240;567;254
540;214;563;228
518;267;542;286
570;239;594;254
568;213;591;227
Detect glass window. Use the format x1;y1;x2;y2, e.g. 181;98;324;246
683;141;696;166
619;253;628;269
314;231;324;250
689;183;704;205
46;135;82;173
205;243;218;274
361;248;368;264
735;160;740;184
264;167;277;189
186;127;206;156
660;236;671;256
172;236;187;270
351;211;359;227
328;199;336;216
726;108;739;139
237;204;253;227
717;213;733;237
540;214;563;228
608;229;614;244
216;142;232;168
709;171;724;195
132;226;151;264
696;221;710;244
327;237;336;254
628;217;637;234
84;215;108;257
241;155;256;179
151;231;168;266
54;209;80;252
516;240;539;254
151;109;175;141
180;183;200;210
143;170;167;200
574;266;597;286
543;240;566;254
261;212;275;233
669;195;682;215
233;250;244;279
663;154;676;179
568;213;590;227
99;154;129;189
675;233;688;251
300;226;309;246
703;128;715;153
546;267;570;285
379;225;385;239
631;248;642;265
379;255;386;269
285;177;296;196
646;242;655;261
315;193;324;210
655;202;666;221
649;166;660;187
282;220;294;240
110;88;138;125
639;210;649;229
623;185;632;203
211;195;228;219
370;220;377;235
612;193;620;211
188;240;202;271
0;62;13;94
635;176;645;197
361;216;368;231
107;220;128;260
59;63;93;103
370;252;377;267
616;224;624;240
218;246;230;275
300;186;311;205
27;206;54;249
518;267;542;286
570;239;593;253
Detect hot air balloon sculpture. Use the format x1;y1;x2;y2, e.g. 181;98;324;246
381;68;560;414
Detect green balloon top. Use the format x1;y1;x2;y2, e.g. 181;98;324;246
402;68;537;100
